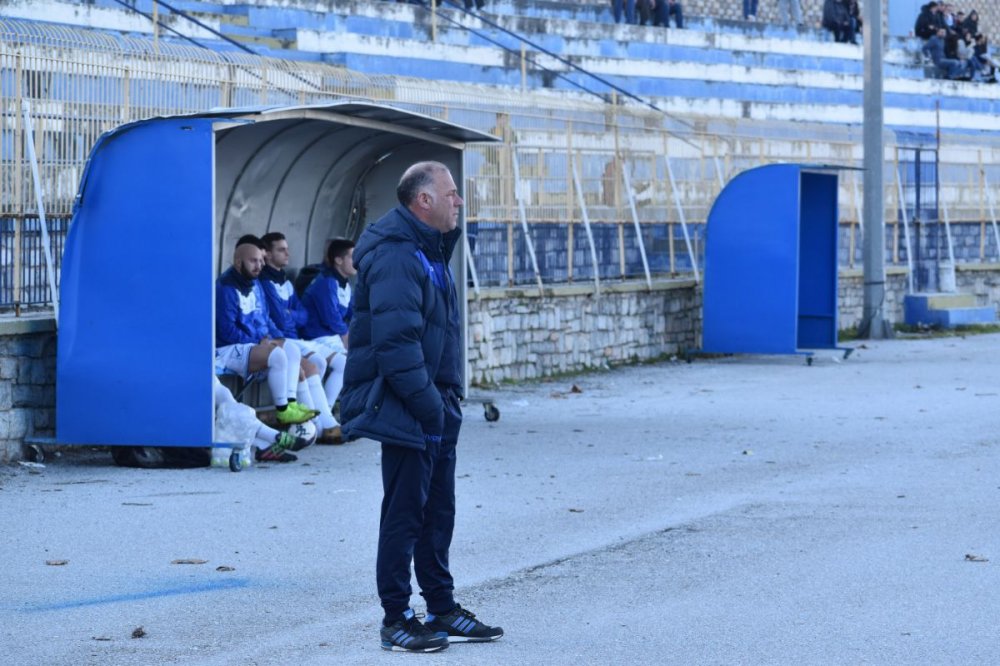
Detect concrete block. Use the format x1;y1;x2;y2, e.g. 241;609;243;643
0;358;16;380
17;361;33;384
0;439;20;464
33;408;52;431
0;381;11;410
11;338;39;358
13;384;38;408
32;359;54;385
4;409;30;439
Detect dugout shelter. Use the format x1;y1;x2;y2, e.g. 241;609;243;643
56;102;497;448
701;163;853;361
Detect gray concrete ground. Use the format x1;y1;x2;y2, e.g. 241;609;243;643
2;334;1000;665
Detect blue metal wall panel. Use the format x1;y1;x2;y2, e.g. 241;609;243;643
703;164;801;354
57;118;215;447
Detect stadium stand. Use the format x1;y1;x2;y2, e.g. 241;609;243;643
6;0;999;132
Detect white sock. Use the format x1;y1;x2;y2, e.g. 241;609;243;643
253;424;280;451
308;374;337;429
324;353;346;405
297;381;314;409
266;346;288;407
283;342;302;402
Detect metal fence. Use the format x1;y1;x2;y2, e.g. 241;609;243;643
0;216;67;313
3;17;1000;313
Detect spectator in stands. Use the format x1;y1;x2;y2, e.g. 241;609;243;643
974;33;998;81
940;3;956;31
957;29;990;80
611;0;637;24
216;237;318;428
637;0;652;25
822;0;856;44
777;0;803;28
957;29;976;63
915;2;942;40
464;0;485;11
961;9;979;36
301;238;356;404
653;0;683;28
922;27;971;78
743;0;759;21
259;232;344;444
848;0;863;42
944;27;960;58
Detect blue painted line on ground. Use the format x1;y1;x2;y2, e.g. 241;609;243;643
24;577;252;613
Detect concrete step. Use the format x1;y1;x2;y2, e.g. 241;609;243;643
904;292;998;328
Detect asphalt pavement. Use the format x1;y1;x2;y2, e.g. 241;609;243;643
2;333;999;665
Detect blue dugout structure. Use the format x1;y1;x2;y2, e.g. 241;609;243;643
702;164;853;360
57;103;497;448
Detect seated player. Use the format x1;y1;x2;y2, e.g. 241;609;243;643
215;236;318;427
301;238;356;370
259;231;344;444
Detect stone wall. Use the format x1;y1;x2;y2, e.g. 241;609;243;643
467;280;701;385
837;267;911;329
957;264;1000;305
0;319;56;463
470;264;1000;384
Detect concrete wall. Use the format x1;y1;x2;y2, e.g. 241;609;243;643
0;319;56;463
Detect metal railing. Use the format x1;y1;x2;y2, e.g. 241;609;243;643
3;17;1000;314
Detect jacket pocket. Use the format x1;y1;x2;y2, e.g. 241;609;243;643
342;376;425;449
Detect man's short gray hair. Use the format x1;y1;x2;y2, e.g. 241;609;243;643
396;161;449;206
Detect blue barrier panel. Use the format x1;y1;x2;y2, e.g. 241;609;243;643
57;118;216;447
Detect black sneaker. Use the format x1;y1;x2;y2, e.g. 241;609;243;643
380;610;448;652
254;433;300;463
425;604;503;643
254;449;298;463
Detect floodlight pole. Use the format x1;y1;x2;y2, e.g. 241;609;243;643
859;0;892;338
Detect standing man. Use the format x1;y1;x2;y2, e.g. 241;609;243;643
653;0;684;28
776;0;802;27
340;162;503;652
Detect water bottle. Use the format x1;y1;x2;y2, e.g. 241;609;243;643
238;443;253;470
211;446;231;468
